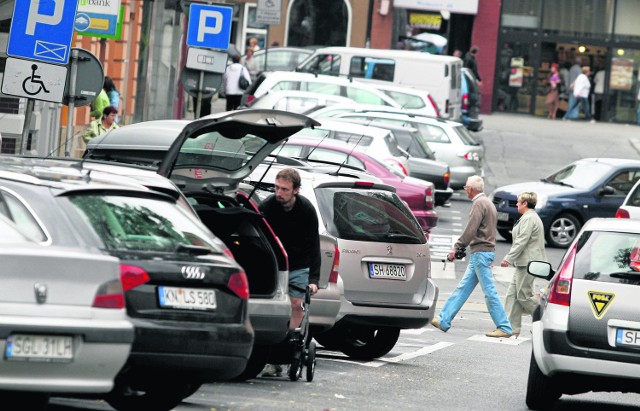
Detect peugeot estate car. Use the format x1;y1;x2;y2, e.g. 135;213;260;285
526;218;640;409
0;156;253;410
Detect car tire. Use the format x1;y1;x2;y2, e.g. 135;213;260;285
526;351;560;410
546;213;581;248
498;228;513;242
338;326;401;360
106;378;192;411
232;344;271;381
313;327;344;351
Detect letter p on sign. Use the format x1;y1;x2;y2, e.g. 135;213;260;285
198;11;222;41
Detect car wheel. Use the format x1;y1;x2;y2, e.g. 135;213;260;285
232;344;271;381
106;378;192;411
338;326;401;360
546;213;581;248
313;327;344;351
498;228;512;242
525;351;560;410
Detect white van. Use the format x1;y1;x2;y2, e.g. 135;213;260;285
296;47;463;121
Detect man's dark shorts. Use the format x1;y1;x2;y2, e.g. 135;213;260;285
289;268;309;298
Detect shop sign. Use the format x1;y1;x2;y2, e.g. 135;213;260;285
409;13;442;29
75;0;123;39
394;0;478;15
610;57;634;91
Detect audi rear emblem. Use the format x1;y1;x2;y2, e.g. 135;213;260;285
34;283;47;304
181;266;205;280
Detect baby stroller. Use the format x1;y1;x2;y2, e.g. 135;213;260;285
266;285;317;381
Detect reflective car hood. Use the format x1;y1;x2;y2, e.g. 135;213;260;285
494;181;582;197
156;109;320;189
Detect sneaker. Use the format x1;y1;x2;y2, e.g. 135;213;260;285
261;364;283;377
485;329;512;338
431;319;447;332
590;119;596;124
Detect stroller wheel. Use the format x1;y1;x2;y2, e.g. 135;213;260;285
289;352;302;381
306;341;317;382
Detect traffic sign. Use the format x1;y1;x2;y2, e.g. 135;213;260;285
180;68;222;99
7;0;79;65
186;48;228;73
63;48;104;107
256;0;282;25
1;58;68;103
186;4;232;50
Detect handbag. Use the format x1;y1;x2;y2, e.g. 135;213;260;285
238;67;250;90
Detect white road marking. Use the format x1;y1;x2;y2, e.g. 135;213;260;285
401;328;428;335
467;335;530;345
363;342;455;367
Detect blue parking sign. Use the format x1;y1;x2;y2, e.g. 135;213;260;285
186;4;232;50
7;0;79;65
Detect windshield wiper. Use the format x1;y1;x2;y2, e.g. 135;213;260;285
175;243;212;255
385;232;421;243
541;178;573;188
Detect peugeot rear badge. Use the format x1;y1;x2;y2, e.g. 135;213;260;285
34;283;47;304
182;266;205;280
387;245;393;255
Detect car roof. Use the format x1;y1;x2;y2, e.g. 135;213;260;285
252;90;355;104
89;119;190;150
365;81;429;95
336;110;461;127
307;47;461;63
576;158;640;166
304;119;392;138
583;217;640;232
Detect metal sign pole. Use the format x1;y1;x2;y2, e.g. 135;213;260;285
64;49;79;157
20;99;35;155
196;70;204;118
264;25;270;72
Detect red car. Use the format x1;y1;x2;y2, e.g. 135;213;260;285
277;136;438;232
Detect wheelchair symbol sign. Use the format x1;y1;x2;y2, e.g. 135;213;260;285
1;58;67;103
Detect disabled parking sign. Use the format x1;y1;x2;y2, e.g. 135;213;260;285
7;0;79;65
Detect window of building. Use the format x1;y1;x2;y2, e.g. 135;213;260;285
286;0;349;47
542;0;614;38
614;0;640;41
243;4;267;54
501;0;542;29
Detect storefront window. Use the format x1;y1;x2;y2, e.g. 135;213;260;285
614;0;640;42
287;0;349;47
494;42;535;114
501;0;542;29
542;0;614;38
607;48;640;124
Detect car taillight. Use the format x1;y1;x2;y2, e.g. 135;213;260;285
93;279;126;309
120;264;150;291
385;159;408;176
462;93;469;110
443;170;450;188
354;181;375;188
445;99;450;114
329;245;340;284
548;245;576;306
246;95;256;105
427;95;441;117
460;152;480;162
223;247;235;260
616;208;630;218
424;186;434;209
228;271;250;299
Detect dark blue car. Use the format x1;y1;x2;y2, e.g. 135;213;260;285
490;158;640;248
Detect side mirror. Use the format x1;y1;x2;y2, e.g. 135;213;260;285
600;186;615;196
527;260;555;281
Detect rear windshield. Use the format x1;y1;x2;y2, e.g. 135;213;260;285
574;230;640;284
176;132;267;172
67;194;222;253
315;187;425;244
453;125;480;146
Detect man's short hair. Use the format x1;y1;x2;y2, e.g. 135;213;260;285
466;175;484;192
518;192;538;209
471;46;479;54
231;54;241;64
276;168;301;189
103;105;118;117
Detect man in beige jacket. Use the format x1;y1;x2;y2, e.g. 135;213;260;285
500;191;547;337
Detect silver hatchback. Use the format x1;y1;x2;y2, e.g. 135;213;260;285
526;218;640;409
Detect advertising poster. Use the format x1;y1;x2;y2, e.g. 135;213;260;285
75;0;123;39
610;57;634;90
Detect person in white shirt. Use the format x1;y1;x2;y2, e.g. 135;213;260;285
222;54;251;111
564;66;592;122
593;68;605;120
243;48;260;82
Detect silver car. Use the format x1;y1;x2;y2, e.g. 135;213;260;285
526;218;640;409
0;215;133;407
326;111;485;189
247;164;439;360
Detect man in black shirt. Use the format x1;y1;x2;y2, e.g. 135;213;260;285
464;46;483;86
260;168;320;328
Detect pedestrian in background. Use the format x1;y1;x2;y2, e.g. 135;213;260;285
244;48;260;82
103;76;120;123
564;66;592;122
453;49;462;58
83;105;119;143
636;87;640;126
464;46;482;86
564;58;583;119
222;54;251;111
545;63;561;119
500;192;546;338
249;37;260;52
90;87;110;120
432;175;513;338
